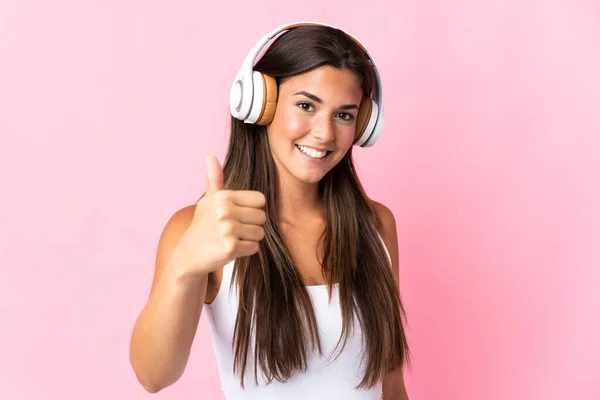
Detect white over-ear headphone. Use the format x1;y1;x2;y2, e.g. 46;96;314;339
229;21;384;147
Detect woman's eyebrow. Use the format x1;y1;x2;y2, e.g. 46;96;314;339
293;91;359;110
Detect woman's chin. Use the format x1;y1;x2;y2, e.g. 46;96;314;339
290;168;329;185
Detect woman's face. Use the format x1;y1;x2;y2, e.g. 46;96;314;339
266;65;363;186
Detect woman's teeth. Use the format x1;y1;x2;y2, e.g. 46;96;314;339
296;144;328;159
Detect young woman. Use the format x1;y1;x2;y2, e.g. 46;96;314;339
129;22;411;400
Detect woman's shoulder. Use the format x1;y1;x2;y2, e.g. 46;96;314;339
369;199;397;236
154;204;198;273
368;199;399;280
159;205;197;241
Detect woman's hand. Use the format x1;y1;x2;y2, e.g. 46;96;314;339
172;155;267;280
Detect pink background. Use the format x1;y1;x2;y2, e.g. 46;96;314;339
1;1;599;399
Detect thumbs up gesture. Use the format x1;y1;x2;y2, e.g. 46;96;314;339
173;155;267;279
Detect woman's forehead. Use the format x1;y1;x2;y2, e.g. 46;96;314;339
279;66;363;100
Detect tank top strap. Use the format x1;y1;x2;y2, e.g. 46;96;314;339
378;232;392;264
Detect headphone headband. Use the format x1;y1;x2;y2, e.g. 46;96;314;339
230;21;384;147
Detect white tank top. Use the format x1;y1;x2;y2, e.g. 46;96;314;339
204;256;387;400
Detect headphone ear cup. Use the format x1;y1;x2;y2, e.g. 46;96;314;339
361;102;383;147
355;96;374;144
354;97;380;147
255;74;278;126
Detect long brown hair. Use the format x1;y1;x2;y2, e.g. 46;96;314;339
220;25;409;389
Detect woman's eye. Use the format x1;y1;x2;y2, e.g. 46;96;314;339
337;112;354;121
297;102;314;112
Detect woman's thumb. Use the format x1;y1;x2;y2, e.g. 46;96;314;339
205;155;224;194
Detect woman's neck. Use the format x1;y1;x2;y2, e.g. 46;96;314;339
276;176;324;222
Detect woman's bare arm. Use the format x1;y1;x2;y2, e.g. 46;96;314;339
373;201;410;400
129;205;208;393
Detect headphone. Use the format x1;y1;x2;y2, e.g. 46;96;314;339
229;21;384;147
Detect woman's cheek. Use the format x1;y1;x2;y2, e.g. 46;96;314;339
338;126;356;149
283;112;311;138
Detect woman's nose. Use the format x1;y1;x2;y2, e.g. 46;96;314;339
311;115;335;144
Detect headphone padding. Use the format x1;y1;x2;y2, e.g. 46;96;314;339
256;74;278;126
355;96;373;143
